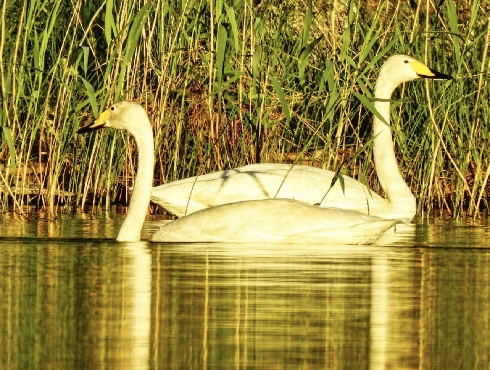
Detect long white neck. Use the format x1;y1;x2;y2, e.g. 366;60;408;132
116;120;154;242
372;75;415;218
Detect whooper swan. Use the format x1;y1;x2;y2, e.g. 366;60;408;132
150;55;451;222
78;55;450;243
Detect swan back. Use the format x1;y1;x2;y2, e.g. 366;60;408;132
150;199;399;244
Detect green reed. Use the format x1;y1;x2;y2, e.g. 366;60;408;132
0;0;488;218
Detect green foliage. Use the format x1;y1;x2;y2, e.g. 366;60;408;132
0;0;489;219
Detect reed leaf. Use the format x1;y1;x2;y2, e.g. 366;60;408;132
270;75;291;123
1;127;16;169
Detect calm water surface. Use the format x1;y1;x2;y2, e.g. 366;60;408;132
0;213;489;369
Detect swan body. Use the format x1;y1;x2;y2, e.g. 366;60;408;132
152;163;388;218
151;55;450;223
150;198;398;244
78;55;451;244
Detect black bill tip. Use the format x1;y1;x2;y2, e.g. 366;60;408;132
77;123;105;134
426;68;453;80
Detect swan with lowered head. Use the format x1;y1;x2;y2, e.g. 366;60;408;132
150;55;451;223
78;55;450;243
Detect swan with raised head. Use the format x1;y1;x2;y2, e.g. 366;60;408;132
150;55;451;222
78;101;397;243
78;55;450;243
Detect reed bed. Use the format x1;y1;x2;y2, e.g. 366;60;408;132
0;0;488;219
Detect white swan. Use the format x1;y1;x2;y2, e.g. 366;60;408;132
78;101;396;243
150;55;451;222
78;55;450;243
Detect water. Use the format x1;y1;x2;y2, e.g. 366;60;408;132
1;213;489;369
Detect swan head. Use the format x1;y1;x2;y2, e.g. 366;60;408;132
378;55;452;87
77;101;151;137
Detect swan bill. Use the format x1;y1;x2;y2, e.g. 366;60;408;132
77;109;111;134
410;60;452;80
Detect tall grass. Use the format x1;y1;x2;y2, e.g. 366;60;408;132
0;0;488;219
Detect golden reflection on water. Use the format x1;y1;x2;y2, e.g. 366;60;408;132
0;214;489;369
0;238;151;369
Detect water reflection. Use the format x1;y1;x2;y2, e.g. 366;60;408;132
0;214;489;369
0;238;151;369
151;245;421;369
